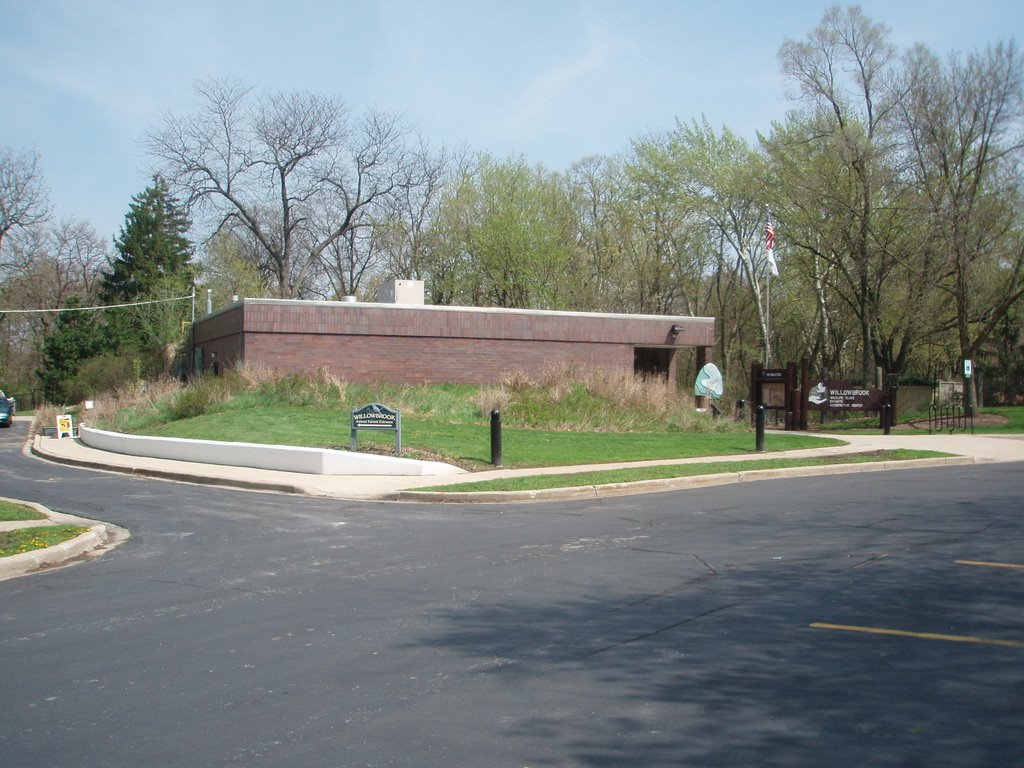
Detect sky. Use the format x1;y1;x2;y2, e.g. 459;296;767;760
2;0;1021;245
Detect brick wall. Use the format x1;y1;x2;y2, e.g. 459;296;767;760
245;333;636;384
240;301;715;347
192;300;715;385
192;303;245;374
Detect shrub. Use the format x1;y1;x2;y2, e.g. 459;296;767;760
164;379;220;420
254;368;346;409
71;354;136;401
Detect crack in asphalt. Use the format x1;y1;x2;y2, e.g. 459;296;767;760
583;602;741;657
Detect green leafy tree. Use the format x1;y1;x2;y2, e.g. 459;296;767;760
564;154;626;312
420;166;477;305
645;119;771;366
466;156;574;309
771;6;937;382
200;230;268;307
617;137;695;317
427;155;574;309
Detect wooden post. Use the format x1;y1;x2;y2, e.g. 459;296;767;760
800;357;810;431
785;361;798;430
694;346;708;409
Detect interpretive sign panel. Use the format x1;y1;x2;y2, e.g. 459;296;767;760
351;403;401;454
806;381;883;411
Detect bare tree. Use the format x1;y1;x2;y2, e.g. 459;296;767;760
0;146;50;264
146;79;415;299
51;219;110;301
901;41;1024;406
376;139;453;282
0;219;107;390
320;223;379;299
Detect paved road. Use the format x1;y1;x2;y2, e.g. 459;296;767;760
2;421;1022;766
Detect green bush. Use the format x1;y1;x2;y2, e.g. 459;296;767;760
164;383;217;420
253;369;345;408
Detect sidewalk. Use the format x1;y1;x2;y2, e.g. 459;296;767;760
28;429;1024;502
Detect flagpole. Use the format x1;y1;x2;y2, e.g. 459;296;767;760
764;215;776;368
765;266;771;367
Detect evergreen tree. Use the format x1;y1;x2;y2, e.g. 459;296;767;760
100;176;194;373
36;297;106;403
102;175;193;302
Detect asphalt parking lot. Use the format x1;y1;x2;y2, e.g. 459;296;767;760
1;422;1022;766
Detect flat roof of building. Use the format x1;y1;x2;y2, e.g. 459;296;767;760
201;297;716;326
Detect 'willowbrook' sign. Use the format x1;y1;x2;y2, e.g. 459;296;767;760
806;381;883;411
350;403;402;454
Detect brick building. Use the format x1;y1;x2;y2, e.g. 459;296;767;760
191;282;715;387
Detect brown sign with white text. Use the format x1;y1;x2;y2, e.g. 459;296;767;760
806;381;883;411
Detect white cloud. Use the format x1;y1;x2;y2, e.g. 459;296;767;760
506;27;615;132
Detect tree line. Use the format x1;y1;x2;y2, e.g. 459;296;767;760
2;6;1022;406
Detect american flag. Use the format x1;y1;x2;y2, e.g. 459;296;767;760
765;219;778;276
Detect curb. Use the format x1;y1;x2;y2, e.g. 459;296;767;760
27;431;989;504
392;456;978;503
30;437;306;496
0;497;131;581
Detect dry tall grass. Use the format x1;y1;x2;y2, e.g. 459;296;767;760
33;360;735;435
472;361;736;433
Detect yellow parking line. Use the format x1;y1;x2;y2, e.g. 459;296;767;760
955;559;1024;570
810;623;1024;648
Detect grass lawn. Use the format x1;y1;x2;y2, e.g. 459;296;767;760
0;500;89;559
0;500;46;522
140;406;845;469
971;406;1024;433
418;449;953;492
808;406;1024;435
0;526;90;558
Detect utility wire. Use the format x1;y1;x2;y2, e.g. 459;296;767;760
0;294;195;314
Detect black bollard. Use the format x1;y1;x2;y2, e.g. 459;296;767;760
490;409;502;466
755;405;766;453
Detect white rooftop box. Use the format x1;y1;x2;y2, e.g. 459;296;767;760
377;279;425;305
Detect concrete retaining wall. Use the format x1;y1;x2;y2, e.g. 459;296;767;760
79;426;464;477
